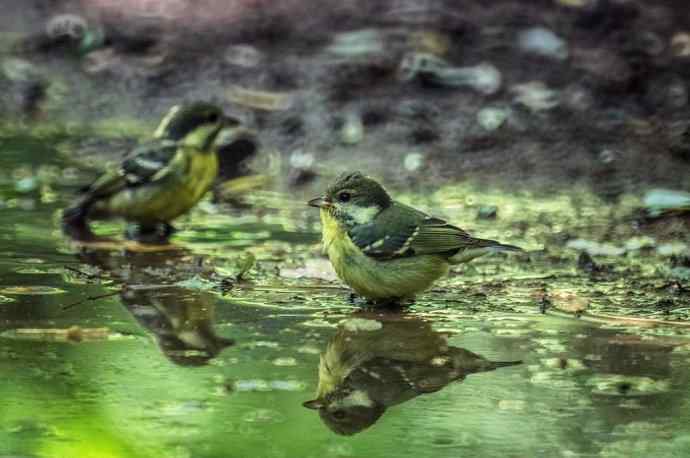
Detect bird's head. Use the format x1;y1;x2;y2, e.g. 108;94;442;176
308;171;391;227
154;102;239;151
303;389;385;436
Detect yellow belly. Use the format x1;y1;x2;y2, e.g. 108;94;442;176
106;152;218;224
320;210;448;301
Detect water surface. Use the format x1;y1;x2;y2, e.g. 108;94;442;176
1;133;690;458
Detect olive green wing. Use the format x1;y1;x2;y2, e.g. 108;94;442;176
82;139;178;198
347;202;423;258
349;202;520;260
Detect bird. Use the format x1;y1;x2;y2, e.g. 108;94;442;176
308;171;523;303
62;102;242;243
302;314;521;435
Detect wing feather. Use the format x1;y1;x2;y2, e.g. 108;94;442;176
82;139;178;198
348;202;486;259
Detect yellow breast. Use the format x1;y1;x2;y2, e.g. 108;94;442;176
106;149;218;223
319;210;449;301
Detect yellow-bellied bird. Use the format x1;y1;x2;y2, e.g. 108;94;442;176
308;171;523;303
63;102;243;242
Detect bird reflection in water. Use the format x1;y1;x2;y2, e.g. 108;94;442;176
303;314;521;435
77;246;234;366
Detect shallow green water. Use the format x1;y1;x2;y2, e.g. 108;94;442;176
2;133;690;458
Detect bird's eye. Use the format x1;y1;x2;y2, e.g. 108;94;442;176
332;410;346;420
207;113;220;123
337;192;351;203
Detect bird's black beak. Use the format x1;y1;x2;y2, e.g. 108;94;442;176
308;196;332;208
222;115;241;128
215;123;257;152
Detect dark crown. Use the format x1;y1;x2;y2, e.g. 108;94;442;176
327;171;392;208
160;102;228;140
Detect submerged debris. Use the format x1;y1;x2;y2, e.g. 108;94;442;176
0;326;120;342
0;286;66;295
586;374;671;396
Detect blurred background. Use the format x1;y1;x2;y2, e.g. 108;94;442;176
3;0;690;193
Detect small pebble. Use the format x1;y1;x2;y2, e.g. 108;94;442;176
2;58;37;82
403;152;424;172
436;62;502;95
340;112;364;145
326;29;384;58
671;32;690;57
566;239;625;256
518;27;569;60
289;149;315;169
511;82;560;112
224;44;263;68
555;0;595;6
477;205;498;219
477;107;509;131
45;14;87;40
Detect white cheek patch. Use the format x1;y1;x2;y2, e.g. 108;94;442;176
340;389;374;408
347;204;380;225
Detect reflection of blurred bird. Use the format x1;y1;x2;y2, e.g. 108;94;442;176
62;102;250;243
121;286;234;366
308;172;522;303
303;314;521;435
77;248;234;366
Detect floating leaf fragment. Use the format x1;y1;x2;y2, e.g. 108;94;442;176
0;286;66;295
586;374;671;396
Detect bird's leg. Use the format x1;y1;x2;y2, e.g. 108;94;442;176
125;223;173;244
62;217;98;242
160;223;177;238
371;297;408;310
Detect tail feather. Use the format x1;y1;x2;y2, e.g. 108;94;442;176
449;239;524;264
491;360;523;369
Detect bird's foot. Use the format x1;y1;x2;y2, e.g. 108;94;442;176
347;293;409;310
62;218;98;242
125;223;175;244
369;297;411;311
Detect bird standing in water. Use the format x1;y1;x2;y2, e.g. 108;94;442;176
308;172;522;304
63;102;240;243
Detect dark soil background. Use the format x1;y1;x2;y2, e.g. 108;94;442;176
2;0;690;196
